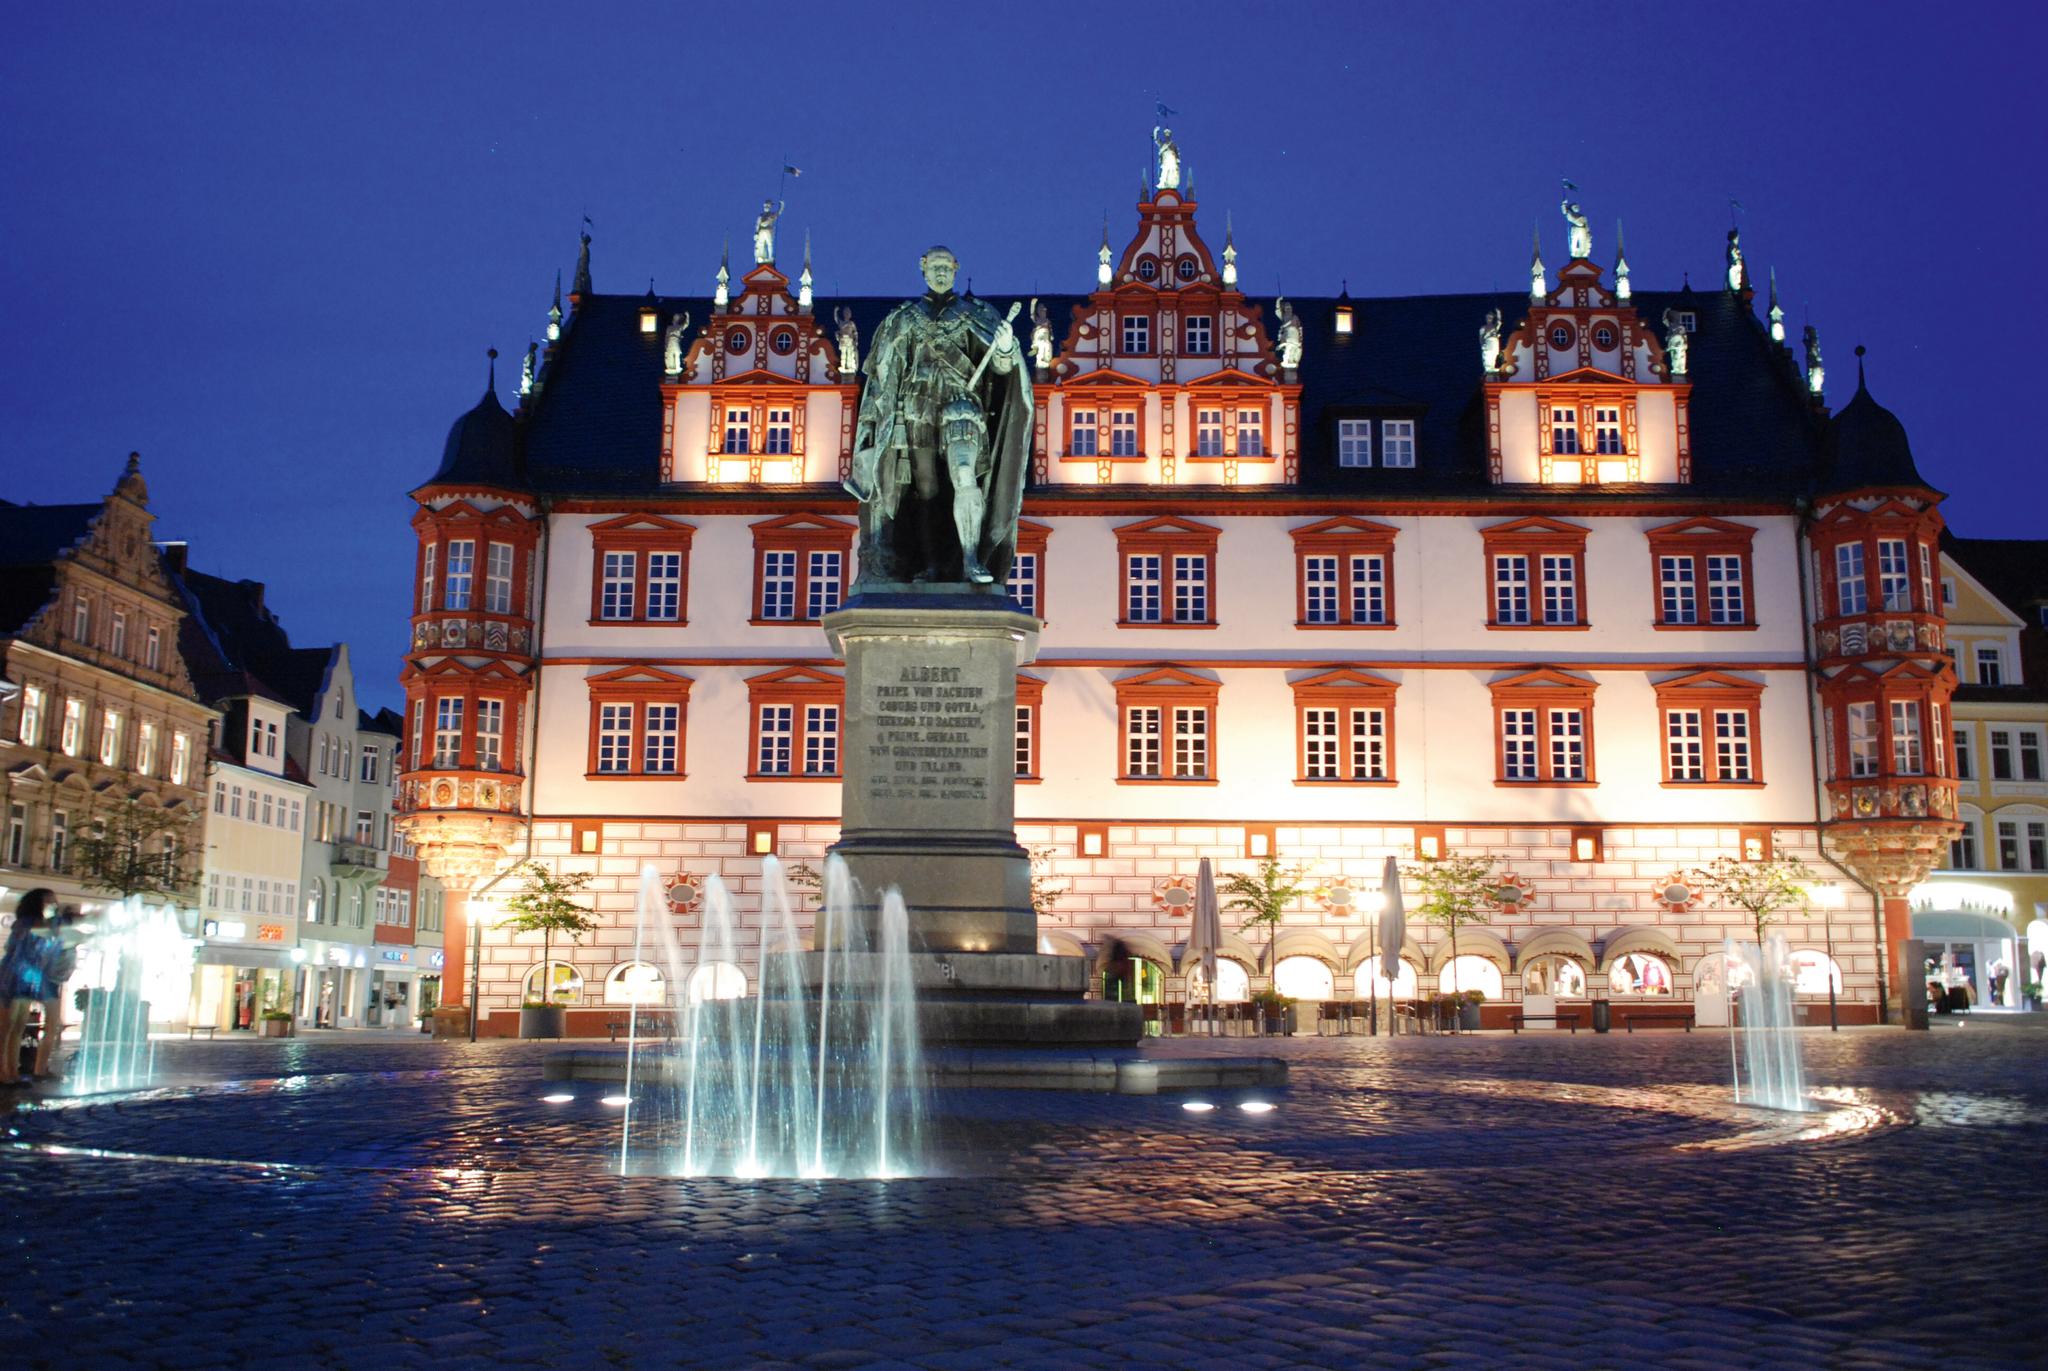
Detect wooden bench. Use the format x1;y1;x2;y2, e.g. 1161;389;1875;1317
1621;1010;1695;1033
1510;1012;1580;1034
186;1023;219;1040
606;1015;676;1043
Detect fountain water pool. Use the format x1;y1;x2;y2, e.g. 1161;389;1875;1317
1723;935;1809;1113
616;855;927;1179
65;897;197;1094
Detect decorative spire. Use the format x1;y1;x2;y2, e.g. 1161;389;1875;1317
520;341;536;397
797;232;814;311
714;238;731;310
547;271;562;342
1529;223;1546;300
1804;323;1825;397
485;347;498;396
1097;215;1113;287
572;229;592;298
1613;221;1631;301
1855;342;1867;389
1222;212;1238;287
1762;267;1784;344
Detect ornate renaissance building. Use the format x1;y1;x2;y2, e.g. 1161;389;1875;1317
396;162;1967;1034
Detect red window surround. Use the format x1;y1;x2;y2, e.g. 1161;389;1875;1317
1535;386;1641;483
1114;515;1220;629
588;515;697;625
1014;674;1045;782
1811;500;1946;650
410;500;539;630
1818;660;1957;788
1488;669;1599;786
400;660;527;774
1481;517;1591;630
1652;670;1765;787
744;665;844;781
1290;669;1398;784
1645;517;1757;630
1113;666;1220;785
1007;520;1052;620
1182;383;1279;468
583;667;693;779
749;514;857;625
1290;517;1398;629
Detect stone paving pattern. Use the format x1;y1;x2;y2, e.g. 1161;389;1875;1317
2;1026;2043;1368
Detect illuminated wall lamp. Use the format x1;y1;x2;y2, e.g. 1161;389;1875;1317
1571;828;1603;863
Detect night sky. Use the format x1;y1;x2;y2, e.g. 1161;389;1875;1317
4;2;2037;712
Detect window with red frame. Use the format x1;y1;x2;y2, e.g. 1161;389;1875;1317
749;515;855;624
1654;672;1764;785
1489;670;1597;784
1481;518;1589;628
1114;668;1219;782
1291;670;1397;783
1115;517;1219;627
585;669;691;778
589;516;696;625
1646;519;1757;629
746;667;843;778
1291;518;1397;628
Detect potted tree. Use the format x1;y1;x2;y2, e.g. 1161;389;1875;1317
258;1009;294;1038
1406;851;1498;1032
1690;853;1816;947
496;861;598;1039
1221;855;1315;1034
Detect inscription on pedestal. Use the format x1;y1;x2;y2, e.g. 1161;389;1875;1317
867;664;991;806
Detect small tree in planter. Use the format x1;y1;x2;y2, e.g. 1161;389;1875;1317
1222;856;1314;1029
496;861;598;1038
1405;851;1498;1029
1690;853;1814;946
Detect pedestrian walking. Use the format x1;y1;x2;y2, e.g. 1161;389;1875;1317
0;889;59;1085
32;907;85;1080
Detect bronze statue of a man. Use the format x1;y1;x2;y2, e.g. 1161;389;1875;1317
847;246;1031;585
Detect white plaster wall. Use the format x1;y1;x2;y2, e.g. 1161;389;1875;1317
1635;391;1680;482
1496;391;1541;482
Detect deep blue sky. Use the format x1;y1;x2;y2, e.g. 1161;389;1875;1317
4;2;2037;712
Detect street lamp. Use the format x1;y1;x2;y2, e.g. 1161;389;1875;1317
1811;881;1845;1031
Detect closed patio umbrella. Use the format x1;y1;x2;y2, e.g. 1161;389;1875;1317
1378;855;1405;1014
1191;858;1221;1034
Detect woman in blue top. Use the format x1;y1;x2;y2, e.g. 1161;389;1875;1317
0;888;58;1085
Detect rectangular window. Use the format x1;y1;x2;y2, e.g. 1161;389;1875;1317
1706;555;1746;625
434;698;464;768
1951;823;1978;870
600;551;636;620
1848;702;1879;778
170;732;189;786
1110;409;1138;458
1120;316;1150;354
1551;406;1580;455
475;699;503;771
802;705;839;775
419;544;436;613
1998;821;2020;870
1195;409;1224;457
595;702;633;774
1877;539;1911;611
99;710;122;766
354;810;374;845
1494;555;1530;625
230;785;243;820
1715;708;1753;782
261;791;274;827
1183;315;1213;355
1303;707;1339;778
1501;709;1539;780
760;550;797;620
60;699;83;757
1126;555;1162;623
1171;706;1209;779
757;704;793;775
1593;407;1623;455
1350;707;1388;780
288;798;301;833
806;550;843;619
17;685;42;746
1014;705;1034;777
1549;708;1586;780
1540;555;1577;625
110;610;128;658
1835;543;1867;616
2021;730;2045;782
1380;420;1416;468
443;540;474;611
1125;706;1162;777
214;780;227;814
1667;709;1705;781
1171;555;1208;623
1660;555;1697;625
645;552;682;621
643;702;679;774
72;596;90;641
1069;408;1098;457
137;721;158;776
1236;409;1264;457
723;408;751;454
1303;556;1339;625
1337;419;1372;467
1954;728;1974;781
1975;646;2003;686
49;812;67;872
410;700;425;769
1350;554;1386;625
1890;701;1924;775
5;804;24;867
484;542;513;614
764;408;793;456
1919;544;1935;615
1942;577;1957;607
144;625;161;671
2031;822;2048;872
1006;552;1038;618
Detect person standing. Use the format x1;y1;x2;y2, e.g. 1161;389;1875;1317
31;908;83;1080
0;889;58;1085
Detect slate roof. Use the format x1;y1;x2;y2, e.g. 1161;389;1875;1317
428;283;1842;506
1822;361;1932;494
1944;537;2048;619
0;501;99;636
170;566;334;715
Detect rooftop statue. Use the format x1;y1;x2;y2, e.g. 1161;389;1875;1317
834;307;859;377
1275;297;1303;371
1662;308;1690;377
663;311;691;376
1804;324;1824;395
1480;307;1502;373
1726;228;1746;293
1029;298;1054;370
753;199;785;266
1560;183;1592;260
846;246;1031;586
1153;126;1181;192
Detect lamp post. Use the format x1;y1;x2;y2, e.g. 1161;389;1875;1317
1814;881;1843;1031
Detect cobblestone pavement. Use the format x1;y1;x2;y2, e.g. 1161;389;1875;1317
3;1024;2043;1369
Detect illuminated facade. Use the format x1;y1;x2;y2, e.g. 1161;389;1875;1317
399;169;1960;1034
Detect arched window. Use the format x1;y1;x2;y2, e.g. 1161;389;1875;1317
685;961;747;1003
604;962;665;1006
1436;956;1503;1000
1608;953;1674;997
1521;955;1588;998
1354;955;1419;999
523;961;583;1006
1787;950;1844;996
1273;956;1334;1002
1185;959;1251;1003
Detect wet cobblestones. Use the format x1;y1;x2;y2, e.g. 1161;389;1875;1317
2;1026;2043;1368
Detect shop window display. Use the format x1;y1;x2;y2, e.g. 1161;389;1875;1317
1273;956;1334;1002
1521;955;1587;998
1354;954;1420;999
604;961;666;1006
1436;955;1503;1000
1608;952;1675;996
523;961;583;1006
1184;959;1251;1003
1787;950;1844;996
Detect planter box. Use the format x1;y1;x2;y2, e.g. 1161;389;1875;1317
519;1006;567;1040
259;1018;293;1038
1458;1003;1482;1032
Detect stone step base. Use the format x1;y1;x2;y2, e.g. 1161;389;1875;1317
545;1045;1287;1095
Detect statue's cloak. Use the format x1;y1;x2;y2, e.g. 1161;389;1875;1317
851;292;1033;581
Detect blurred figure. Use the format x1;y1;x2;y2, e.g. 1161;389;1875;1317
0;889;59;1084
31;907;85;1080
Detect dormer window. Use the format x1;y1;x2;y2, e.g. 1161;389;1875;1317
1069;409;1099;457
1551;407;1581;455
723;409;751;455
1137;259;1159;282
639;306;659;334
1548;322;1575;350
1121;316;1151;354
770;328;797;355
1381;420;1416;468
1196;409;1224;457
1236;410;1265;457
1334;305;1354;336
1594;324;1617;349
1175;257;1197;282
1337;419;1372;467
1593;407;1623;455
1183;315;1213;356
1674;312;1697;332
